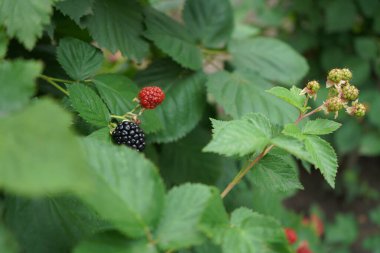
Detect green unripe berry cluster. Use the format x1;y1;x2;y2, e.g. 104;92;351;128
342;84;359;101
306;80;320;94
325;97;344;112
327;68;353;83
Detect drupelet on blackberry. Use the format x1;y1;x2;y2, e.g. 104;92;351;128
111;121;145;151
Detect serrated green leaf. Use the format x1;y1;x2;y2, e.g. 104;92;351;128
0;99;92;196
68;83;110;127
4;196;106;253
222;208;290;253
80;138;165;238
248;153;303;192
0;60;42;115
74;232;157;253
0;0;56;49
302;119;341;135
183;0;233;48
93;74;162;133
148;72;206;143
56;0;94;24
282;124;305;140
305;135;338;188
159;128;222;185
144;8;202;70
206;70;298;124
266;86;307;112
57;37;103;80
155;184;215;251
230;37;309;85
204;113;272;157
0;222;18;253
86;0;148;61
271;135;313;163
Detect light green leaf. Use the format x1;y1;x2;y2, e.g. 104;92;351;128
266;86;307;112
145;8;202;70
0;99;92;196
271;135;313;163
4;196;107;253
222;208;290;253
325;214;357;244
159;128;222;185
0;60;42;115
0;222;18;253
0;0;56;49
148;72;207;143
80;138;165;238
86;0;148;61
302;119;341;135
206;70;298;124
57;37;103;80
0;29;8;58
203;113;272;157
249;153;303;192
68;83;110;127
56;0;94;24
93;74;162;133
74;232;157;253
155;184;215;251
183;0;233;48
230;37;309;85
282;124;305;140
305;135;338;188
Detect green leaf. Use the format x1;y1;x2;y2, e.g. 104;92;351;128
370;206;380;226
0;60;42;115
282;124;305;140
74;232;157;253
359;132;380;156
203;113;272;157
0;222;18;253
354;37;378;60
222;208;290;253
57;37;103;80
183;0;233;48
229;37;309;85
68;83;110;127
56;0;94;24
305;135;338;188
155;184;215;251
325;0;357;32
4;196;107;253
86;0;148;61
148;72;207;143
159;128;222;185
0;0;56;49
363;235;380;253
266;86;307;112
80;138;165;238
93;74;162;134
325;214;357;244
206;70;298;124
0;28;8;58
144;8;202;70
271;135;313;163
248;153;303;192
302;119;341;135
0;99;92;196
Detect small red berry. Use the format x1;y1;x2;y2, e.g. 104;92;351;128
284;228;297;245
138;86;165;109
297;241;313;253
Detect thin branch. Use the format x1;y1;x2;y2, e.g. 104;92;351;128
40;75;69;95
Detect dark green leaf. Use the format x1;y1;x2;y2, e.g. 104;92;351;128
325;0;357;32
68;83;110;127
57;37;103;80
56;0;94;24
0;222;18;253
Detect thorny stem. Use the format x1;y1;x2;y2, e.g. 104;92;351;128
220;103;325;199
40;75;69;95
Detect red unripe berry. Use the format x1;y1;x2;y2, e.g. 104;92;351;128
284;228;297;244
138;86;165;109
310;214;324;237
297;242;313;253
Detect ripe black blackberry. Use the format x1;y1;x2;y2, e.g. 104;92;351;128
111;121;146;152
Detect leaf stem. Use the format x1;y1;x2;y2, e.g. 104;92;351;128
40;75;69;95
40;74;75;84
110;114;125;120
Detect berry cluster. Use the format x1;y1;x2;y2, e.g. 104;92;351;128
109;86;165;152
111;121;146;152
